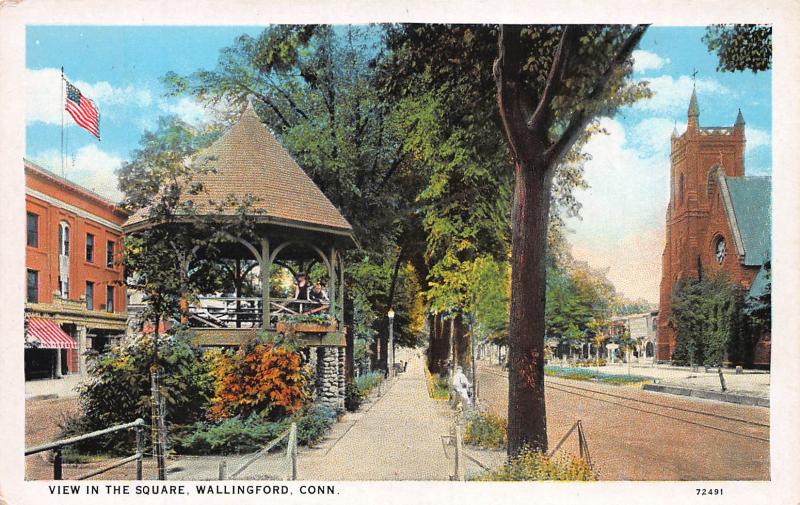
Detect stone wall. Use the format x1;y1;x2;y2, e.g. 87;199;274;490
315;346;345;411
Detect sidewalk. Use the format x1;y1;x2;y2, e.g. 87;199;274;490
297;350;454;480
25;374;83;400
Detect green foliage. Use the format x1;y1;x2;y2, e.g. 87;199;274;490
424;367;450;400
344;382;363;412
354;371;384;397
670;273;750;366
172;404;337;454
476;448;597;481
295;405;338;447
467;257;510;346
172;415;291;455
704;24;772;73
72;333;214;453
464;412;508;449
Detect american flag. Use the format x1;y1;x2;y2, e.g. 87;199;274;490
64;80;100;139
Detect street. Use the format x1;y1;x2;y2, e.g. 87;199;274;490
476;362;769;480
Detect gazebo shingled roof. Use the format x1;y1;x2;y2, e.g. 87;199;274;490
125;102;354;237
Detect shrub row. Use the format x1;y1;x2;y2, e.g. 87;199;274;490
476;448;597;481
424;368;449;400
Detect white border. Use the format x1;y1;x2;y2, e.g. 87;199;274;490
1;1;798;504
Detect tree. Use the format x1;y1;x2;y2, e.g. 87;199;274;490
704;24;772;73
493;25;648;454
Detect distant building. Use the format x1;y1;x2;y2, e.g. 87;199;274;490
656;90;771;366
611;311;658;360
24;159;129;379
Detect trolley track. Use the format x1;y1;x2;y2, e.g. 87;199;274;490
480;367;769;443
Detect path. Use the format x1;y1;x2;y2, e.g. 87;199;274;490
298;350;454;480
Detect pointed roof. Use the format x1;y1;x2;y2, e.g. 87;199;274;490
671;124;679;138
735;108;746;127
717;173;771;266
125;103;354;236
688;87;699;117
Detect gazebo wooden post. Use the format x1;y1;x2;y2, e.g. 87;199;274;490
338;251;344;325
260;237;271;329
328;246;337;323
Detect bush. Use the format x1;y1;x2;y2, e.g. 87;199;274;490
344;382;362;412
477;448;597;481
70;332;214;454
207;342;311;421
295;405;337;447
425;368;449;400
172;415;290;455
464;412;507;449
355;371;383;397
173;404;338;454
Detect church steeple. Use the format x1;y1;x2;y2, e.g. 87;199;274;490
735;108;745;127
687;86;699;132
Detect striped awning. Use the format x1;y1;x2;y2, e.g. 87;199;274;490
26;318;77;349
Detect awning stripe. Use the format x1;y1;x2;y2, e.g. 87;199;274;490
26;318;77;349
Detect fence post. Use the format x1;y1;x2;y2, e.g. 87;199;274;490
218;460;226;480
135;420;144;480
286;422;297;481
577;421;585;460
53;448;62;480
453;425;464;481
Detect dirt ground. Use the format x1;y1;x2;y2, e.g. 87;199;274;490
24;398;159;480
476;363;769;481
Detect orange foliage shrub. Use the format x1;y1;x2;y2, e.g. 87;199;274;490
206;344;310;421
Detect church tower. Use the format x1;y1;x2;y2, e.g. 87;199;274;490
655;88;747;360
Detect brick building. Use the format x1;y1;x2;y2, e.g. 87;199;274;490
656;90;771;366
24;159;129;379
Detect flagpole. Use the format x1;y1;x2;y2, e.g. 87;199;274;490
60;67;64;177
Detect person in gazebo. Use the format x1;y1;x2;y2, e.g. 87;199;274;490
307;281;330;315
293;273;311;312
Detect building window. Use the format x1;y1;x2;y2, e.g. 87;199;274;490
714;236;727;264
27;270;38;303
106;240;115;268
26;213;39;247
679;173;685;204
59;222;70;256
59;222;70;298
106;285;114;313
86;233;95;262
86;282;94;310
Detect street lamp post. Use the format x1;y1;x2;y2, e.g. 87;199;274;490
387;308;395;376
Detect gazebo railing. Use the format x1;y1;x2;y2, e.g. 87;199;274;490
188;296;329;329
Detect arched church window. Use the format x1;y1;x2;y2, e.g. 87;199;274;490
714;236;727;265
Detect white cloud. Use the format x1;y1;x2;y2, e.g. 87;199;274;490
26;67;152;126
565;117;671;303
632;75;730;113
30;144;124;202
630;117;687;156
158;96;215;126
632;50;670;73
746;126;771;152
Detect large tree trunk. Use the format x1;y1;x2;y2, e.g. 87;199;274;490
507;163;552;456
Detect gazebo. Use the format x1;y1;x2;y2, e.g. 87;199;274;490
124;101;357;409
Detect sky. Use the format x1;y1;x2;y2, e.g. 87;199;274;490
24;26;772;304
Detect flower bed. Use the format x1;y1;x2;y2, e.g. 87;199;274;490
544;366;654;385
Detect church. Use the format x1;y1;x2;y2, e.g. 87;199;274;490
656;89;771;367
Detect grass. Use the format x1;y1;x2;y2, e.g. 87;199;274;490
424;368;450;400
544;366;654;385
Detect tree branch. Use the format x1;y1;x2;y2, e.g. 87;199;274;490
527;26;582;137
494;25;532;165
544;25;648;166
